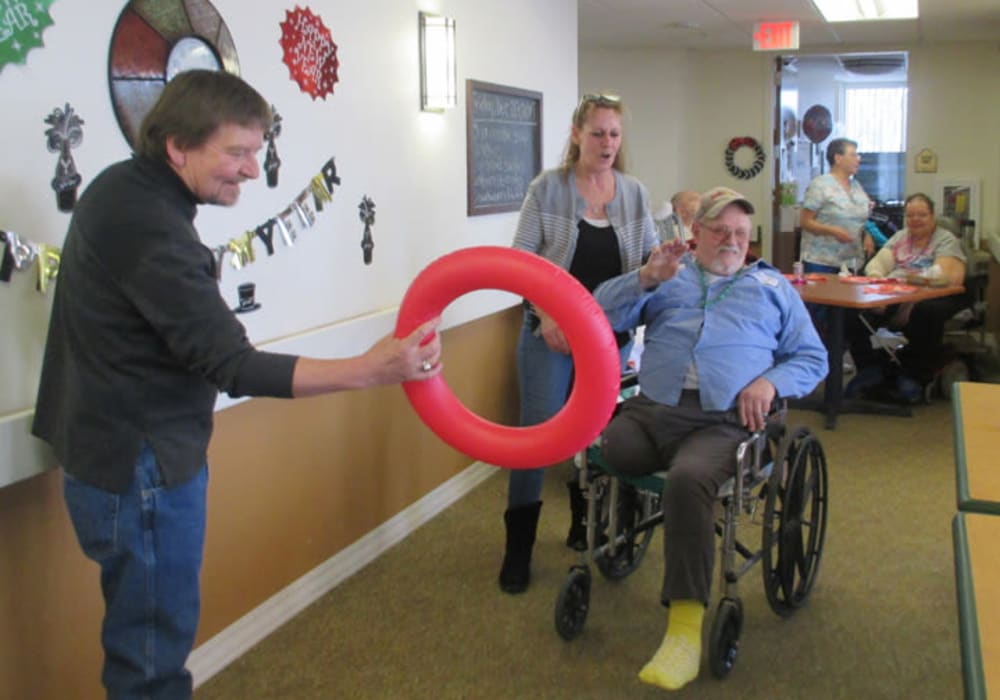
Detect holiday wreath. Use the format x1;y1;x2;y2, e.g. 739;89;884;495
724;136;766;180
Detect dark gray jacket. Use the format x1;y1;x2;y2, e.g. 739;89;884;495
33;156;297;492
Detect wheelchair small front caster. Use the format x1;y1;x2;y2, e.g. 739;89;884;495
708;597;743;678
554;565;591;640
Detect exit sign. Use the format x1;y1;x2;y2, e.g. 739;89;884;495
753;21;800;51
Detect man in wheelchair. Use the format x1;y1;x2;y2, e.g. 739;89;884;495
591;187;828;691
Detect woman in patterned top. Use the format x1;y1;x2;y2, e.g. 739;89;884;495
799;137;875;274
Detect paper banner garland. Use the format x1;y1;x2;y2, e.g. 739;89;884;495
44;103;84;212
1;231;17;282
35;244;60;293
279;7;340;100
1;229;47;288
0;0;57;73
2;157;344;293
213;156;341;277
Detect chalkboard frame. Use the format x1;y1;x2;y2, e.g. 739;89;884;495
465;79;543;216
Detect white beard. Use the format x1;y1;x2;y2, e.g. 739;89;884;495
704;246;744;276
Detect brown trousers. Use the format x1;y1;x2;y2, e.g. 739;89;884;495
601;390;746;606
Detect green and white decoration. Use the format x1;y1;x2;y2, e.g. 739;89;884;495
0;0;57;72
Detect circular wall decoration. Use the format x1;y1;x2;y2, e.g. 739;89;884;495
395;246;622;469
801;104;833;144
724;136;766;180
108;0;240;147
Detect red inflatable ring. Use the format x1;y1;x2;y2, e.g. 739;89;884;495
396;246;621;469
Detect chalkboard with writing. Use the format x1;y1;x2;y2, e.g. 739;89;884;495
466;80;542;216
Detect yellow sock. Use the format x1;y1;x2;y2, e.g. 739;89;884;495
638;599;704;691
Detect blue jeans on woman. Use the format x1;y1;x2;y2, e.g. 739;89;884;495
508;313;630;507
63;443;207;700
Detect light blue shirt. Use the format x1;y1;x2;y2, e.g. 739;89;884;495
593;255;828;411
801;173;871;267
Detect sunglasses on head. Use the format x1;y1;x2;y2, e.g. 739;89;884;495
579;93;621;107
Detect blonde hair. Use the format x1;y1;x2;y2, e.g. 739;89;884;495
559;95;627;173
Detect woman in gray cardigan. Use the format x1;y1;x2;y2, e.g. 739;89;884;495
500;94;658;593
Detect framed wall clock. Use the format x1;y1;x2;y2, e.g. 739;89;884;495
107;0;240;147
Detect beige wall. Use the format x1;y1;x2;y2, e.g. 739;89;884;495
0;309;521;699
580;47;776;250
1;0;580;485
906;43;1000;237
581;41;1000;260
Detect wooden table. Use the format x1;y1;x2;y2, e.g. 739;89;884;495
953;382;1000;515
953;512;999;699
793;274;965;429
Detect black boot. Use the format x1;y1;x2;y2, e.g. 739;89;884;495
565;480;588;551
498;501;542;594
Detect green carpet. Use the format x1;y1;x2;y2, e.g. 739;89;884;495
197;402;964;699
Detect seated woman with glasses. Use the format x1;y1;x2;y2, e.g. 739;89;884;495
498;93;658;594
845;192;967;402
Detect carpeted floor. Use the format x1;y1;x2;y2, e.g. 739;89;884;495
196;393;972;700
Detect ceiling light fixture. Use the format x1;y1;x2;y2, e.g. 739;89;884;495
812;0;917;22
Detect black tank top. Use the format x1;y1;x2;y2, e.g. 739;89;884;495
568;219;630;347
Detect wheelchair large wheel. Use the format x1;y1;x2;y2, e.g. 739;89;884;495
708;597;743;679
594;486;657;580
555;566;591;640
762;426;828;617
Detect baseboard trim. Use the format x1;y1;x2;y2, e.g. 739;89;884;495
188;461;498;688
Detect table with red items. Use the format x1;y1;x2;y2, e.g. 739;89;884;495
791;273;964;429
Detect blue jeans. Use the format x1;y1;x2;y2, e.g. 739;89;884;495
803;262;841;336
803;262;840;275
63;444;207;700
508;314;630;507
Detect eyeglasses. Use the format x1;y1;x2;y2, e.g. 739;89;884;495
699;223;750;241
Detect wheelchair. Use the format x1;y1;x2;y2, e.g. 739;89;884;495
553;382;829;679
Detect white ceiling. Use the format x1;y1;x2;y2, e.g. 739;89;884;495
579;0;1000;50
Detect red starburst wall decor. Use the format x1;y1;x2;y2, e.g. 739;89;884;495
279;6;340;100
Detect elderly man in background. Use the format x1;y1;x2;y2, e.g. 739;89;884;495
655;189;701;243
593;187;828;691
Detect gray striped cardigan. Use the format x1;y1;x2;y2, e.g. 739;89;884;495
512;167;658;274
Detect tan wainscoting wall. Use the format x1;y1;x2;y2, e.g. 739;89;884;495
0;307;521;700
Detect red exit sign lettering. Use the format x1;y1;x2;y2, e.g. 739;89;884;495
753;21;799;51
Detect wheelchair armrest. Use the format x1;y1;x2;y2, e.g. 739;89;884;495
739;403;785;484
619;372;639;391
736;433;769;486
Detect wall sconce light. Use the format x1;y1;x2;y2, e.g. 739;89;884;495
418;11;457;112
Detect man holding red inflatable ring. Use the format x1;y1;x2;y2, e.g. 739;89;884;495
32;71;442;700
593;186;828;691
